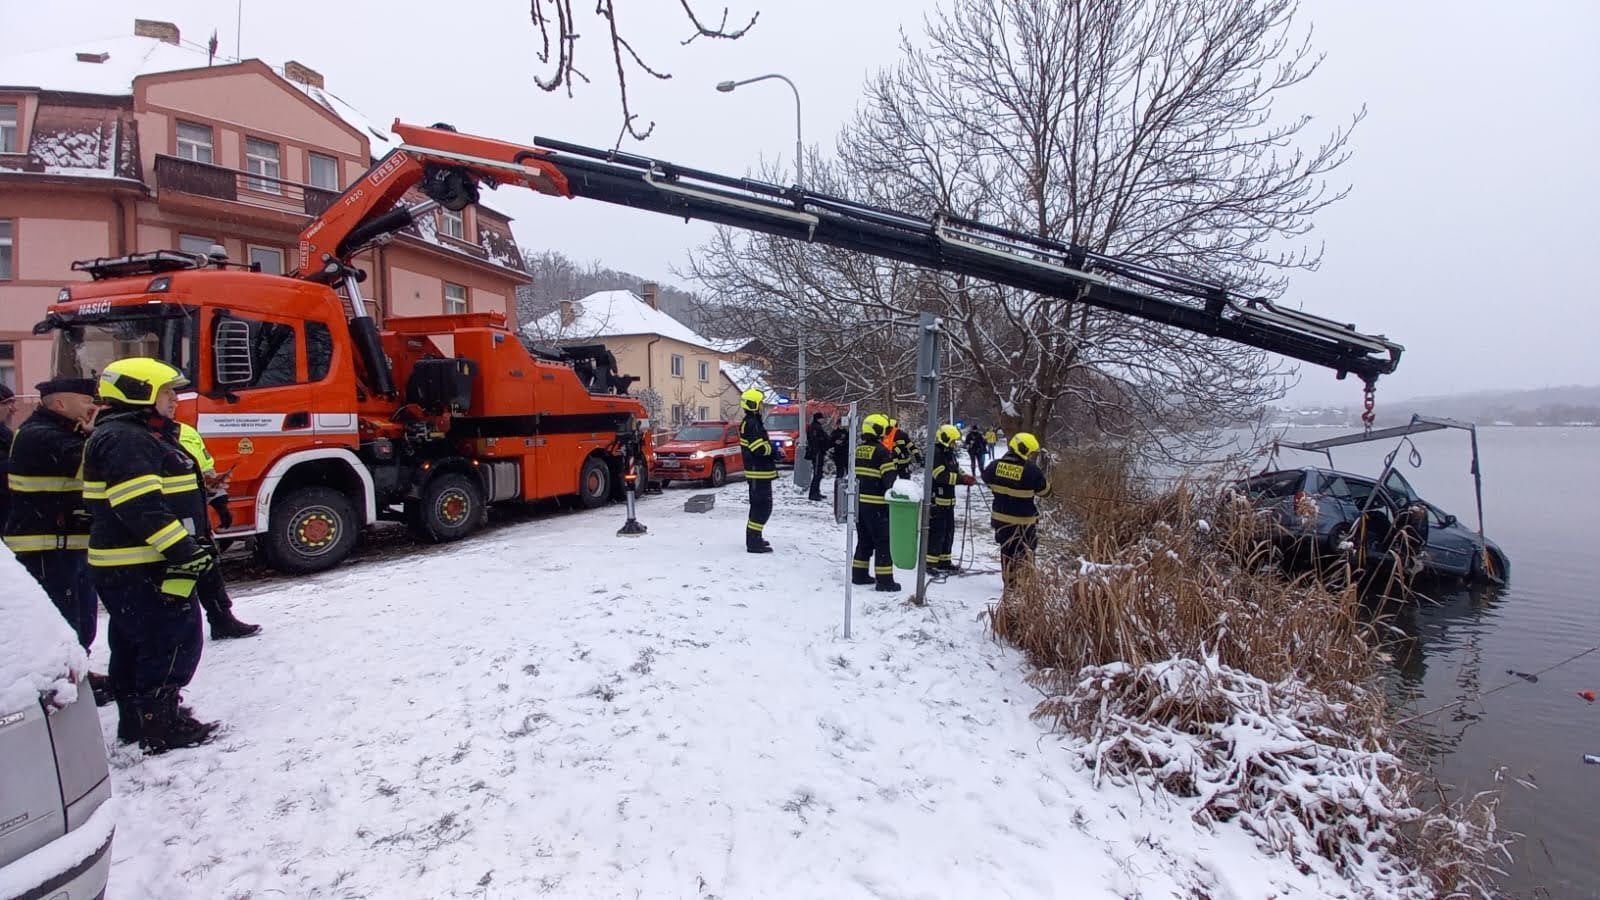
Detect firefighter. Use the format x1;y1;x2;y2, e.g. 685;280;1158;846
738;388;778;553
0;382;16;529
981;432;1051;591
4;378;100;651
804;412;830;502
176;422;261;639
84;358;220;753
927;424;975;571
851;413;900;592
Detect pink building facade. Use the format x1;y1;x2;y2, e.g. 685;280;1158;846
0;22;529;408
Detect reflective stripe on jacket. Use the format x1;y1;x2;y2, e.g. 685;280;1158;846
740;412;778;480
930;443;960;507
854;440;898;506
981;451;1050;526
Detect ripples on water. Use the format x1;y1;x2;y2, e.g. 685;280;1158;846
1265;427;1600;898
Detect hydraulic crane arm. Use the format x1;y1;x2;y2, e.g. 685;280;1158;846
297;121;1402;392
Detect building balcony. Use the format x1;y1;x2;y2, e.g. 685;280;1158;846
153;154;340;225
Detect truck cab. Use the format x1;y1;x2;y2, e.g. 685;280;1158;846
763;401;845;465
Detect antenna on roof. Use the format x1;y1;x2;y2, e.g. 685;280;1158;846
236;0;243;59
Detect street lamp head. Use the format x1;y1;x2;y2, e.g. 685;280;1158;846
715;80;737;92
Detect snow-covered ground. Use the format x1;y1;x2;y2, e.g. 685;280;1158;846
95;481;1367;898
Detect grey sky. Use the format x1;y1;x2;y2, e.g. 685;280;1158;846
5;0;1595;404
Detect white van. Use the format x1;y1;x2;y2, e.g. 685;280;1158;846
0;548;115;900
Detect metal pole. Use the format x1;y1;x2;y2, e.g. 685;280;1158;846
843;402;859;639
913;313;941;606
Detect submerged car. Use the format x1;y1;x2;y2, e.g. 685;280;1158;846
1240;465;1508;582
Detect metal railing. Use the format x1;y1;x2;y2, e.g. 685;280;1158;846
154;154;340;217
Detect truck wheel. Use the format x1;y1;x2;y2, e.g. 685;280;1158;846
576;456;611;509
709;460;727;488
408;472;484;542
264;485;359;574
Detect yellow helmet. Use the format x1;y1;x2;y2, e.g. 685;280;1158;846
1008;432;1041;459
98;357;189;406
936;424;961;447
862;413;890;438
740;388;765;412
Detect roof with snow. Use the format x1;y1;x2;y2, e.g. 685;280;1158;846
720;361;775;396
704;336;757;354
527;290;718;351
0;35;398;158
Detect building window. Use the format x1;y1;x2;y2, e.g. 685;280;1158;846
441;208;465;240
0;342;15;392
697;359;710;382
175;120;213;164
308;152;339;190
179;233;215;256
670;353;684;377
248;246;283;275
245;137;281;194
0;219;12;280
444;282;468;314
1;103;19;154
671;404;685;425
699;406;710;420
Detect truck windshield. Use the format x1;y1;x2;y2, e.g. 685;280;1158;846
767;413;799;431
52;310;196;384
673;426;725;442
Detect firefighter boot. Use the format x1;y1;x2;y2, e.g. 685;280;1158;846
137;694;218;755
875;573;903;592
210;609;262;640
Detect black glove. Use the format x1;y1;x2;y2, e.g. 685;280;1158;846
210;493;233;530
160;546;216;601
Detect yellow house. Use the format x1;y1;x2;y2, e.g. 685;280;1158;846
525;286;734;426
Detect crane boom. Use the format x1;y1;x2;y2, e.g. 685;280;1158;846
297;121;1401;387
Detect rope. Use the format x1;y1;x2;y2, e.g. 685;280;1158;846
1395;645;1600;726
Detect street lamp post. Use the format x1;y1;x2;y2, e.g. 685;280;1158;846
717;74;808;475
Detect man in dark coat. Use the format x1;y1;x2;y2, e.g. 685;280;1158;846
804;412;831;501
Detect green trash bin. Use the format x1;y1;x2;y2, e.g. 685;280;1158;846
887;495;923;570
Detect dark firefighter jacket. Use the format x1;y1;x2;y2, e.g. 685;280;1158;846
855;439;899;507
892;436;923;476
981;451;1051;526
930;443;961;509
0;420;13;530
3;407;91;552
82;409;207;575
805;419;831;462
828;426;849;470
739;412;778;480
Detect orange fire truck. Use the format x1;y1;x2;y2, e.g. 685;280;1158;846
36;121;1402;574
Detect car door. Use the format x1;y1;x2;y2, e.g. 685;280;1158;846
725;423;744;475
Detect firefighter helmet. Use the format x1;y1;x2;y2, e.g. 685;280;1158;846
1008;432;1041;459
97;358;189;406
862;413;890;438
935;424;961;447
739;388;765;412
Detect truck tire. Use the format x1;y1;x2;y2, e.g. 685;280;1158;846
408;471;484;543
709;460;727;488
264;485;360;574
576;456;611;509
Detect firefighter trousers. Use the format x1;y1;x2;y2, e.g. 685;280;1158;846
926;504;956;567
196;563;235;625
96;570;203;702
746;478;773;547
18;550;98;649
852;505;893;581
994;523;1038;588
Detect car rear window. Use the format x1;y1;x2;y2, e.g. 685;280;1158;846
1243;470;1305;499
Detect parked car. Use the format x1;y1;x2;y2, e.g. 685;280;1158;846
1;549;115;900
1239;466;1509;582
652;421;744;487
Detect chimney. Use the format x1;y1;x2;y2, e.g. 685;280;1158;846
641;281;659;310
559;300;575;327
283;60;326;90
76;52;110;64
133;19;180;45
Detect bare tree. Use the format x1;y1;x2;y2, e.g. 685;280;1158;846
690;0;1360;460
529;1;758;143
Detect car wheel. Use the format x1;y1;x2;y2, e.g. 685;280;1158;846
709;460;727;488
407;471;485;543
576;456;611;509
264;485;360;573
